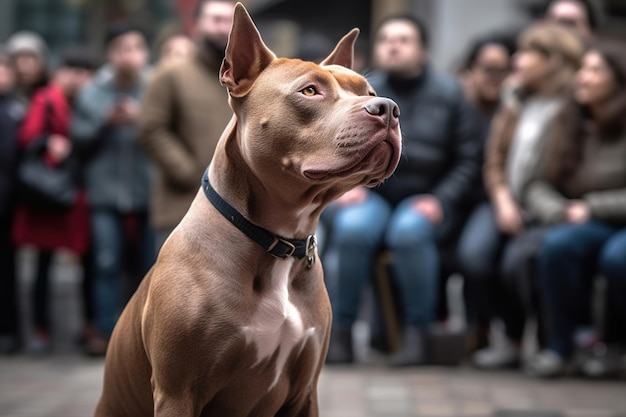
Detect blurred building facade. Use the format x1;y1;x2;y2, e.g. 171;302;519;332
0;0;624;68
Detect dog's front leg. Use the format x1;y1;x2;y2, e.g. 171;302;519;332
291;389;321;417
153;389;204;417
150;354;215;417
143;301;216;417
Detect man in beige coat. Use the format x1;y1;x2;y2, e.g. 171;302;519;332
140;0;235;247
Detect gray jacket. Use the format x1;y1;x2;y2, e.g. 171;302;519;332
72;66;152;212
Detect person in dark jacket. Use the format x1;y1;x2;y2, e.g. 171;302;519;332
72;22;154;355
0;46;25;354
323;14;481;366
455;33;515;352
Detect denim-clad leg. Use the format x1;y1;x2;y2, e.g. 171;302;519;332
598;228;626;345
125;211;156;299
91;209;125;336
539;221;616;358
456;202;504;326
385;196;439;329
328;192;392;329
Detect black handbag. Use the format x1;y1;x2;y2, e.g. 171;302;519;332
17;94;77;211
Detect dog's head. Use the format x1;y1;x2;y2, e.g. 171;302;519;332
219;3;401;200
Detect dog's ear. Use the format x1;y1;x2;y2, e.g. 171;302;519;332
220;3;276;97
320;28;360;70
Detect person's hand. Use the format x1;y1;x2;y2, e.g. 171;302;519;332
495;198;524;235
47;134;72;162
412;195;444;225
107;99;140;125
106;104;127;125
337;187;368;206
118;98;140;123
502;72;522;94
565;200;591;224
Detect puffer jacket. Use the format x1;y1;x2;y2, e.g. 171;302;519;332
368;66;480;214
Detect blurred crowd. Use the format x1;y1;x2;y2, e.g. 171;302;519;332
0;0;624;382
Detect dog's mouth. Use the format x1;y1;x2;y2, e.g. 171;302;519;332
302;130;401;185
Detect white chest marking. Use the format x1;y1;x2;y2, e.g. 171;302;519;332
242;258;317;389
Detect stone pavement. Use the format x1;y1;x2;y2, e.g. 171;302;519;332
1;354;626;417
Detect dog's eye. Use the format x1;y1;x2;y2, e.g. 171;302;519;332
368;90;377;97
301;86;317;97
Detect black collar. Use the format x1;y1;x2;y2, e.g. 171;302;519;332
202;169;317;267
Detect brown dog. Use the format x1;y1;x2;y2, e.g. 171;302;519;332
95;4;401;416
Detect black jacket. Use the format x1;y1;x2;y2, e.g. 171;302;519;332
368;66;481;216
0;94;24;218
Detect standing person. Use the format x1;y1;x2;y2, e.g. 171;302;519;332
0;46;25;354
324;14;480;366
455;33;515;352
525;40;626;378
72;22;154;355
5;31;48;103
139;0;235;249
11;48;95;354
472;23;584;369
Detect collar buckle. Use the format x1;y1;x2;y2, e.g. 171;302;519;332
267;237;296;258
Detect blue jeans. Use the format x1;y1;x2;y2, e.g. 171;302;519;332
92;209;155;336
456;202;504;326
539;221;622;358
324;191;439;329
600;228;626;345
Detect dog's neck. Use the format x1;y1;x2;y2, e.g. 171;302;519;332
208;118;322;240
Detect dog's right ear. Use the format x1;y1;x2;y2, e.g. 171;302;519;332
220;3;276;97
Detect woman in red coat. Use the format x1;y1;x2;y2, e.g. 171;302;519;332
12;51;96;353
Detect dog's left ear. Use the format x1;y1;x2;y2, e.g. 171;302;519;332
220;3;276;97
320;28;360;70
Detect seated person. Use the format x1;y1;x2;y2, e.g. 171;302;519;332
322;14;480;366
525;40;626;378
471;23;584;369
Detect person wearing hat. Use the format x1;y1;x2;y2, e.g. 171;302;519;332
5;31;49;103
11;46;98;354
0;45;25;354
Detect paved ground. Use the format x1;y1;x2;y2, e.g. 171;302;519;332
2;250;625;417
1;354;626;417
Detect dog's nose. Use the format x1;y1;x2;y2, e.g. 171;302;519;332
364;97;400;120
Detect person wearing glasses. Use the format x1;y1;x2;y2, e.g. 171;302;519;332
455;33;516;354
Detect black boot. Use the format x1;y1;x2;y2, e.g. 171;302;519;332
325;326;353;364
389;325;425;367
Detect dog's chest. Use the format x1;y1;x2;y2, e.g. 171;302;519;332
242;259;318;389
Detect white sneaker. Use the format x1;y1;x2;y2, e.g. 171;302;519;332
526;350;565;378
473;339;520;369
